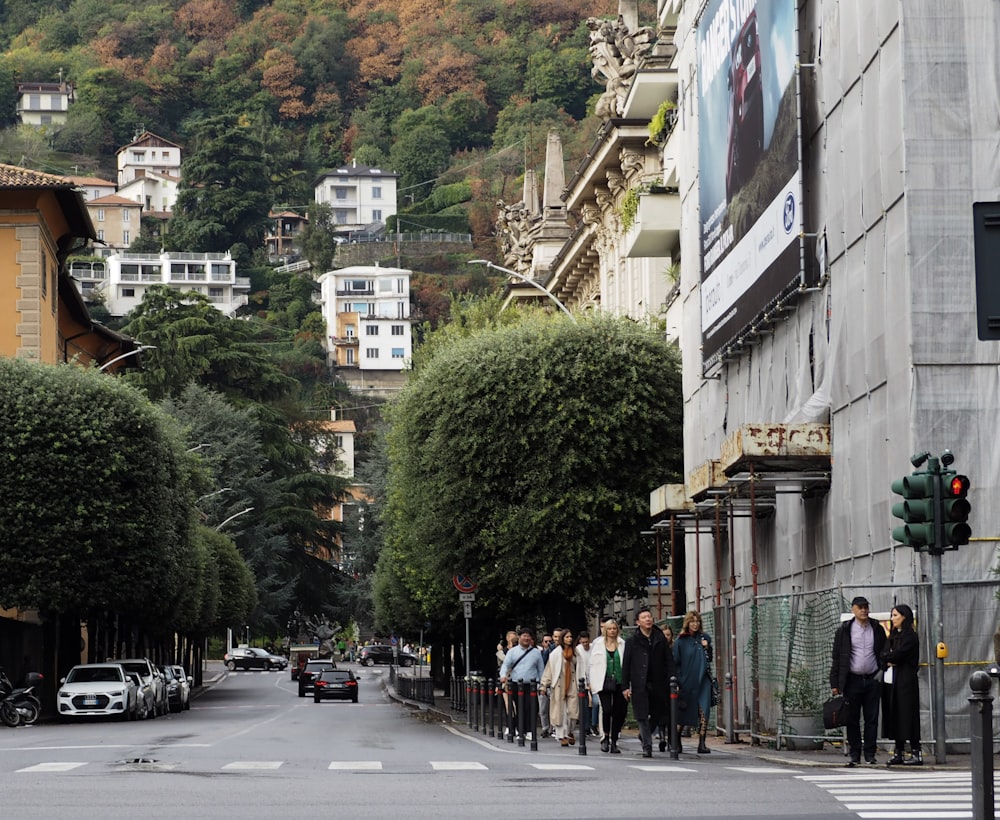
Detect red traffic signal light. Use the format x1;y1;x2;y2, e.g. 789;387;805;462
941;473;971;548
947;474;970;497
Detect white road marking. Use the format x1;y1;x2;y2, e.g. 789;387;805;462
329;761;382;770
429;761;488;770
17;762;87;772
529;763;594;770
221;761;283;770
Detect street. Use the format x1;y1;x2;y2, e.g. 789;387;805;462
0;664;992;819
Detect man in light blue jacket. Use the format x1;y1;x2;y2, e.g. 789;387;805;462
500;628;545;739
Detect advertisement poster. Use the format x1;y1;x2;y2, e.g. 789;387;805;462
698;0;801;366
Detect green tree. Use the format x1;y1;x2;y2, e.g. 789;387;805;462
167;114;272;265
380;313;683;623
0;357;196;621
389;119;451;202
120;285;297;403
297;202;340;274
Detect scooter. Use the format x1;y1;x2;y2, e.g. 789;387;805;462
0;669;41;726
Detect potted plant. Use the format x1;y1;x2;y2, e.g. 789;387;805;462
777;666;824;750
647;100;678;146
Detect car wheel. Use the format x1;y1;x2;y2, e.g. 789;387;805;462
365;658;375;667
226;660;236;671
264;662;272;672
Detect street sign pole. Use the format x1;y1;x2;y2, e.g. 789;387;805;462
465;603;471;727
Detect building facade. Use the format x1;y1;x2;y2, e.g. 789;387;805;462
317;265;412;393
313;163;399;235
16;81;74;127
69;251;251;317
84;194;142;256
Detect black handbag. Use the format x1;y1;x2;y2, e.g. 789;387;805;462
823;695;850;729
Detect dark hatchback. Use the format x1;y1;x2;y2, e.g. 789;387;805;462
359;645;418;667
313;669;359;703
298;659;338;697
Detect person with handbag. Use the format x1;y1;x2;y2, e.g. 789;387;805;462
622;607;674;758
880;603;922;766
589;618;627;753
499;627;546;740
673;610;714;754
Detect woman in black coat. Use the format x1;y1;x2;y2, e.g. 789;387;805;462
881;603;922;765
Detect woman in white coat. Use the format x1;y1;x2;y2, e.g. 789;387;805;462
541;629;579;746
588;618;627;753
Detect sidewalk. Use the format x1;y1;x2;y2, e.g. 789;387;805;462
382;669;972;771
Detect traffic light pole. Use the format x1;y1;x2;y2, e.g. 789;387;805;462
928;456;947;765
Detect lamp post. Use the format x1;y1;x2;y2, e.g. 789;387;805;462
468;260;576;322
98;344;156;372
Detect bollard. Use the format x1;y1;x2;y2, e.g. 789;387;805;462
481;677;488;736
488;678;496;737
529;680;539;751
516;681;527;747
466;676;472;726
970;671;995;820
577;677;588;756
507;681;517;743
669;675;680;759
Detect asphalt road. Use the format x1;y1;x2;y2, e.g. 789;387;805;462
0;664;988;819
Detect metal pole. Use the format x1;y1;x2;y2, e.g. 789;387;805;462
577;677;588;756
969;671;994;820
931;551;946;764
465;616;471;727
669;676;680;759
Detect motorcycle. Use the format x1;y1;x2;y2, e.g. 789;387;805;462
0;669;41;726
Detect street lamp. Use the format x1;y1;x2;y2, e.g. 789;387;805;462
468;259;576;322
98;345;156;372
216;507;254;531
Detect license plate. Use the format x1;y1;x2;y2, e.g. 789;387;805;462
83;696;98;706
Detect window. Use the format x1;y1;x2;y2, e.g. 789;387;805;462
391;325;404;336
335;188;348;200
28;94;40;110
366;325;379;336
209;287;224;299
122;230;130;244
348;279;369;291
396;278;405;294
132;151;145;162
334;435;344;449
350;303;368;313
345;325;355;338
366;348;379;359
372;209;382;221
336;210;348;224
122;209;130;222
122;287;135;297
372;186;382;199
97;209;105;222
392;348;405;359
40;114;51;125
397;301;407;319
379;278;392;293
97;230;104;241
346;349;355;364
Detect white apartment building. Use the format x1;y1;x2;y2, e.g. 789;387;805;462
317;265;412;392
313;162;398;233
16;81;73;127
117;131;183;188
69;251;250;317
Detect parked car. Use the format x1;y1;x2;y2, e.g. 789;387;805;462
298;659;338;697
359;644;417;667
117;658;168;717
312;669;359;703
224;646;289;672
57;663;138;721
162;665;192;712
127;671;156;719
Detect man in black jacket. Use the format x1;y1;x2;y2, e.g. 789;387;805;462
830;596;887;766
623;607;675;757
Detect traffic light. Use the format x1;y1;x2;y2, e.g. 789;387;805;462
940;473;971;549
890;472;936;551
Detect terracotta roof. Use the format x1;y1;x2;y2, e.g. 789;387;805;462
116;130;182;153
0;163;76;189
88;194;140;206
66;175;115;187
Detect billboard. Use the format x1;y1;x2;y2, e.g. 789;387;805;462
698;0;802;367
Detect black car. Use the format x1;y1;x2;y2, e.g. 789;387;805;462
298;659;338;697
359;645;417;667
223;647;289;672
313;669;358;703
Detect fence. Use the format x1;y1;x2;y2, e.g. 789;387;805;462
388;666;435;705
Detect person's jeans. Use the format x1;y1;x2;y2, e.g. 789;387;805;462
844;672;882;760
538;688;551;733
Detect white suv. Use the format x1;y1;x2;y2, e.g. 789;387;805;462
117;659;168;717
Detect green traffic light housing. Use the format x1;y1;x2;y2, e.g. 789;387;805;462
890;472;936;550
940;473;971;548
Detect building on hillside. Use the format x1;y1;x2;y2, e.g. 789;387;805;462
16;80;74;127
317;264;411;395
66;175;117;203
117;130;183;188
265;210;308;263
83;194;142;257
68;251;250;318
313;162;398;236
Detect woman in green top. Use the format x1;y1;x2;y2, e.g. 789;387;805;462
588;618;628;753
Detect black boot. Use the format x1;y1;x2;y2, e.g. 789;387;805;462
697;737;710;754
600;738;610;753
904;749;923;766
887;750;904;766
610;739;621;754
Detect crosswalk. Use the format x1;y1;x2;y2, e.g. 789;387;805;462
12;759;699;774
798;770;1000;819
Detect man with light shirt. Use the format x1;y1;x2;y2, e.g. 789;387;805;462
830;596;887;766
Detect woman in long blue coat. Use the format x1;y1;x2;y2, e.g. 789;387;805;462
673;610;713;754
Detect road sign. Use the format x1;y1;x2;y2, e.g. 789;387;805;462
463;601;472;618
452;574;478;593
458;592;476;602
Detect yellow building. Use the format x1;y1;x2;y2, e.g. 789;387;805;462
0;163;136;369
